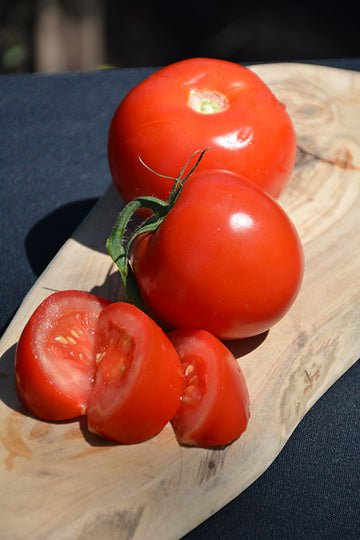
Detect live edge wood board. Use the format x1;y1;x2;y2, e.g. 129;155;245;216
1;63;360;539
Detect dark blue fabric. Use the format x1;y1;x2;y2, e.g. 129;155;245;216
0;66;155;334
1;61;359;539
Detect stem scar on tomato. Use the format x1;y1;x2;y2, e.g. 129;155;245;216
106;148;210;307
188;89;229;114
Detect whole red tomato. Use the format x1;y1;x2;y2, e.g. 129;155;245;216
125;169;304;340
108;57;296;205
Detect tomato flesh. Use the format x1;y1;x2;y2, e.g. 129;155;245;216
169;329;250;447
15;290;111;421
87;302;184;444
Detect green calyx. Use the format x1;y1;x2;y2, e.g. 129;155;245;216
106;148;210;306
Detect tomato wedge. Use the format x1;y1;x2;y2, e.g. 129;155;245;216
87;302;184;444
168;329;250;448
15;290;111;421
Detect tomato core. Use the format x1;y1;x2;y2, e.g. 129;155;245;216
95;326;135;385
187;89;228;114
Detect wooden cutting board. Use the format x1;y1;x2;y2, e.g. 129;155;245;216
1;63;359;540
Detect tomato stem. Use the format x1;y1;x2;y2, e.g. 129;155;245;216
106;148;210;307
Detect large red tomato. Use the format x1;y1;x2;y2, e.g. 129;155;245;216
168;329;250;448
128;169;304;340
108;57;296;205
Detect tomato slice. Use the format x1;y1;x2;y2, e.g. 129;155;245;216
168;329;250;447
15;290;111;421
87;302;184;444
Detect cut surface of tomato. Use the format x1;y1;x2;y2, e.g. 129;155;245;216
15;290;111;421
87;302;184;444
168;329;250;448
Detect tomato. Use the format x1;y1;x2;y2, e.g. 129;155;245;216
128;169;304;340
168;329;250;447
87;302;184;444
14;290;111;421
108;57;296;209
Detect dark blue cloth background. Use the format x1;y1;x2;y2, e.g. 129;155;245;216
1;59;359;539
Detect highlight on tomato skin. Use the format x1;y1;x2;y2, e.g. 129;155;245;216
86;302;184;445
168;329;250;448
14;290;111;421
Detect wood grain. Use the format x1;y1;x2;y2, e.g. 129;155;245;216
1;63;360;540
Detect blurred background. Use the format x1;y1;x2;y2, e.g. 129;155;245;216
0;0;359;74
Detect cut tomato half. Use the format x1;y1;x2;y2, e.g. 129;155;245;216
15;290;111;421
168;329;250;447
87;302;184;444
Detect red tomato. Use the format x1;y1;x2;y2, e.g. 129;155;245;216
15;290;111;421
87;302;184;444
108;57;296;207
130;170;304;340
168;329;250;447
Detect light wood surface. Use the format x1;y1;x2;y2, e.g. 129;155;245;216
1;63;359;539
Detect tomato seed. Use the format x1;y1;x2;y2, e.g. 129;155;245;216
96;351;106;363
184;384;196;395
55;335;68;344
184;364;194;377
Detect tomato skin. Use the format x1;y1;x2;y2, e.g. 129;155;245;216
108;57;296;206
14;290;111;421
130;170;304;340
168;329;250;447
87;302;184;444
